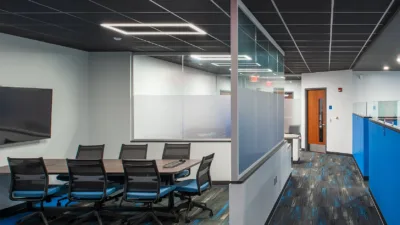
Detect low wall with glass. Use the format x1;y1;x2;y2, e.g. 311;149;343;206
368;119;400;225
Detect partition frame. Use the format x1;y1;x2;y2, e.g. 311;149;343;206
230;0;286;181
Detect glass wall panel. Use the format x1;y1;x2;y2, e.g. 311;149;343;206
377;101;398;125
353;102;367;116
236;8;285;176
132;55;231;140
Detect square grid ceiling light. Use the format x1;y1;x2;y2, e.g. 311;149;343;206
100;23;207;35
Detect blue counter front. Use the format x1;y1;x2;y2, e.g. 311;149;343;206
369;119;400;225
352;114;369;177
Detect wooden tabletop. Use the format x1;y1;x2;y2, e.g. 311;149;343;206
0;159;201;175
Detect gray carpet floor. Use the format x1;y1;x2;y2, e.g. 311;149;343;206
12;185;229;225
268;151;383;225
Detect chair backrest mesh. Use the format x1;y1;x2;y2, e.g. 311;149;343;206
162;143;190;160
8;158;48;193
66;159;106;194
76;144;105;160
122;160;160;199
196;153;214;192
119;144;148;159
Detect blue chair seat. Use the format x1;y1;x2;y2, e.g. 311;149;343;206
175;170;190;179
175;179;209;193
127;186;175;200
13;186;61;198
71;187;117;199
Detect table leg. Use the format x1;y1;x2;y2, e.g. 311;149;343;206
168;174;175;209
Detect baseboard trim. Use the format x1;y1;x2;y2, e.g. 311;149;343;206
349;157;384;223
351;155;369;181
264;172;292;225
0;202;27;218
368;187;387;225
326;151;352;157
212;181;231;185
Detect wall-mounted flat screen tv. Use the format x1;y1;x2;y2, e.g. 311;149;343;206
0;86;53;145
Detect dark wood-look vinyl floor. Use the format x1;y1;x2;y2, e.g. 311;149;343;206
268;151;383;225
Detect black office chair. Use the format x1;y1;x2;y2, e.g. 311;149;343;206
174;153;215;223
108;144;149;186
162;143;191;179
8;157;62;225
57;144;105;206
119;144;148;159
65;159;120;225
76;144;105;159
121;160;177;225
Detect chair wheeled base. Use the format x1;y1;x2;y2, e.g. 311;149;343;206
181;197;213;223
124;202;179;225
16;211;49;225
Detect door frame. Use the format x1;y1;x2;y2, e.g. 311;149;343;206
305;88;327;152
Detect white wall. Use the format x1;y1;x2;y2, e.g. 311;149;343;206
0;33;89;163
229;143;291;225
88;52;132;159
353;71;400;102
0;33;89;209
301;70;353;154
217;76;232;92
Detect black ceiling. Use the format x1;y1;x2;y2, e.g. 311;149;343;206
0;0;399;75
0;0;231;52
243;0;399;74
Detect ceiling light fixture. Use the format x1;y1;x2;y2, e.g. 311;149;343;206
211;62;261;67
113;37;122;41
383;65;390;71
101;23;207;35
397;57;400;63
191;55;252;61
237;68;273;73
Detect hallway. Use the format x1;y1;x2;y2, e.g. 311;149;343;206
269;151;383;225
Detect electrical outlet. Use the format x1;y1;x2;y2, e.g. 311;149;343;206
274;176;277;185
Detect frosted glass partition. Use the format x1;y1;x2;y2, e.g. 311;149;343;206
132;55;232;140
367;101;378;118
238;88;283;174
284;99;301;133
234;7;285;177
377;101;398;125
134;95;231;139
183;95;231;139
353;102;367;116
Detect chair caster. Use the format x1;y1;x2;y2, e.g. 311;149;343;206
56;202;61;207
209;211;214;217
185;218;191;223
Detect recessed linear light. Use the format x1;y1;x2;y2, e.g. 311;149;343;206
383;65;390;71
211;62;261;67
191;55;252;61
237;68;273;73
100;23;207;35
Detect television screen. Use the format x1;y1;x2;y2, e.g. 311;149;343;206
0;86;53;145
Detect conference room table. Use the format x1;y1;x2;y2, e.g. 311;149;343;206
0;159;201;210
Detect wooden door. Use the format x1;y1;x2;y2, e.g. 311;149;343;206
307;89;326;150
